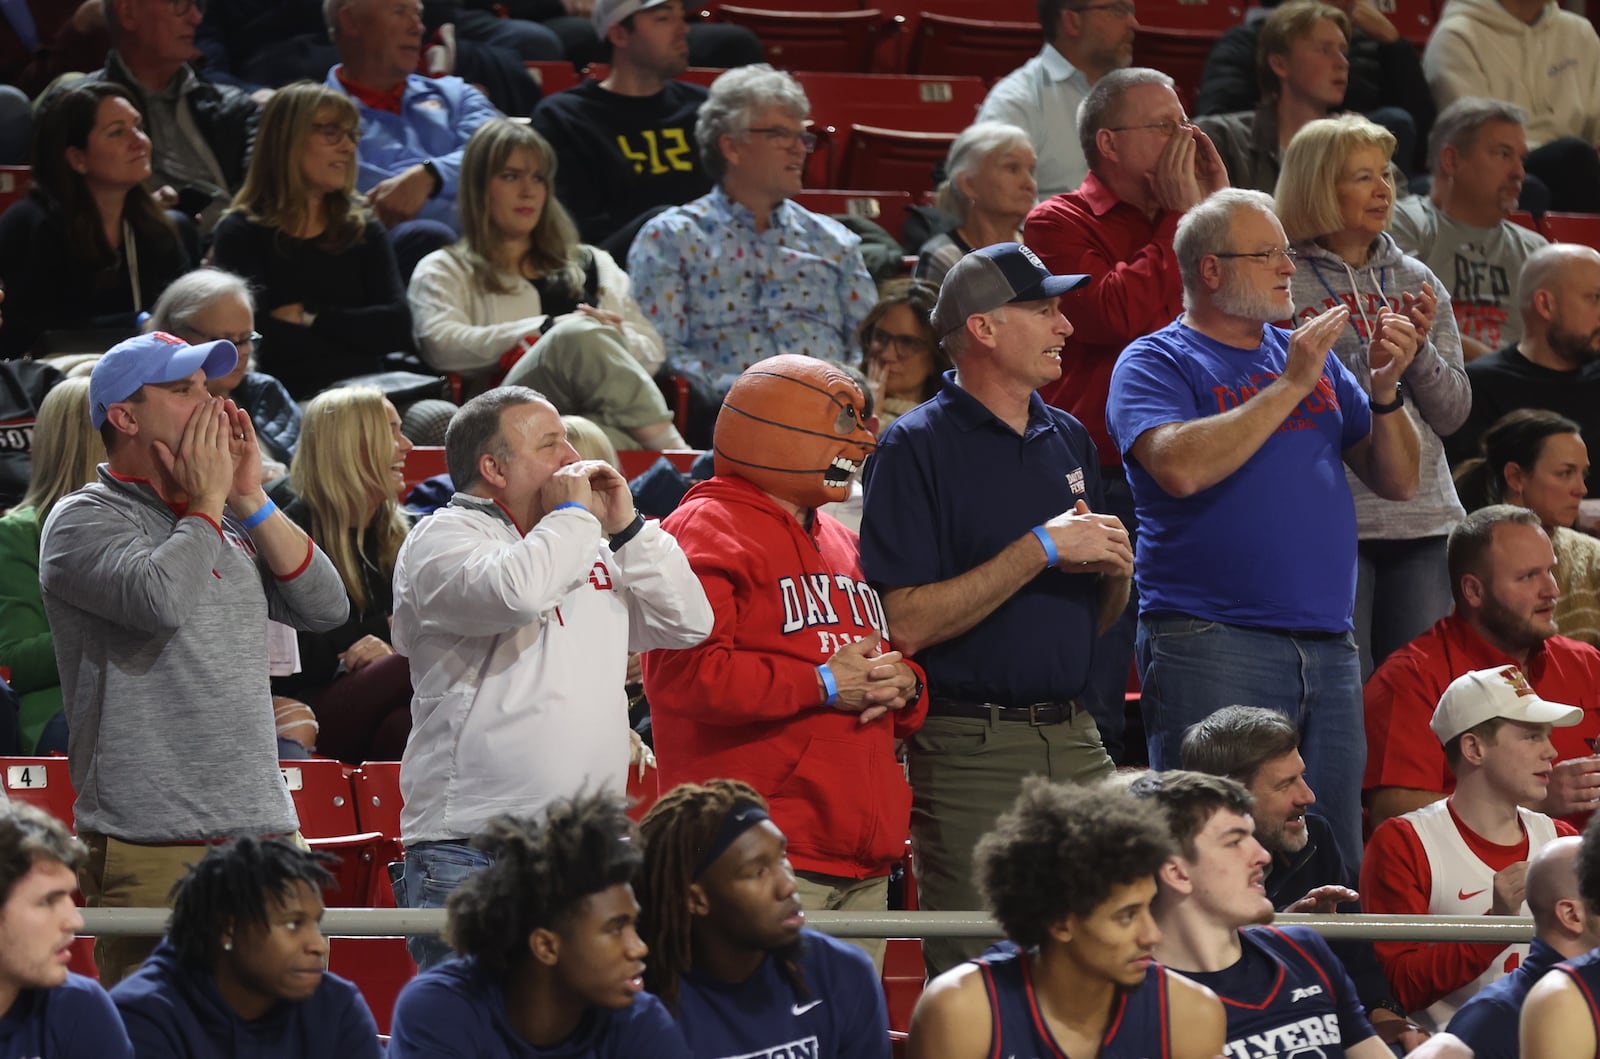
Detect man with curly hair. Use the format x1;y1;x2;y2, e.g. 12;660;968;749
905;778;1225;1059
387;792;692;1059
1132;770;1390;1058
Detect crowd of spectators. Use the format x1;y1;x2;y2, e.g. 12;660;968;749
10;0;1600;1052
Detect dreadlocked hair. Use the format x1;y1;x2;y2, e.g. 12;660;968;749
446;791;642;978
637;780;807;1012
167;837;337;968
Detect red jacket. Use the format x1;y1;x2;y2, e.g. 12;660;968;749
642;475;927;879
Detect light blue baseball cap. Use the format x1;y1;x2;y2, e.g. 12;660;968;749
89;331;238;429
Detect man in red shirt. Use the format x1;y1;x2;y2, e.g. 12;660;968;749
1021;65;1228;761
1362;663;1582;1030
1365;504;1600;831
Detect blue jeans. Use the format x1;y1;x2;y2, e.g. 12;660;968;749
1082;468;1139;764
1136;615;1366;872
402;840;493;969
1355;536;1452;682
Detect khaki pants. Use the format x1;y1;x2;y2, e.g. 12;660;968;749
792;870;890;969
907;709;1113;975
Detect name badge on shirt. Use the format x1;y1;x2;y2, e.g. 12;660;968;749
1066;467;1086;495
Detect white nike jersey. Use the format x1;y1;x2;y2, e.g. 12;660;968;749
1405;799;1558;1032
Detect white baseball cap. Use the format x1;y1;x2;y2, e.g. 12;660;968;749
593;0;673;36
1429;664;1584;745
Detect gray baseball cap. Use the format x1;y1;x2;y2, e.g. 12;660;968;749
930;242;1091;340
593;0;673;36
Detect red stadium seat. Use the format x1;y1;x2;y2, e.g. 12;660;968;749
0;166;29;218
1541;212;1600;248
714;6;888;72
905;14;1036;82
1382;0;1442;49
1133;26;1235;109
524;60;581;95
350;763;405;908
795;72;984;185
0;756;76;829
328;936;416;1035
883;938;926;1033
1507;210;1541;235
281;759;386;908
402;446;448;498
836;124;956;200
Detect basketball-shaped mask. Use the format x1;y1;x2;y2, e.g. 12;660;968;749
713;355;876;511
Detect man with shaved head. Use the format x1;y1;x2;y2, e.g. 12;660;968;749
1443;835;1600;1057
1446;244;1600;493
1521;814;1600;1056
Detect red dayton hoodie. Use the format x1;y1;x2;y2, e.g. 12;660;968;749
642;475;927;880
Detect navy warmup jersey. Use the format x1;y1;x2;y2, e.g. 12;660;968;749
973;946;1173;1058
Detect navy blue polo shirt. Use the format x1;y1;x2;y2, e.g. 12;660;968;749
860;371;1105;704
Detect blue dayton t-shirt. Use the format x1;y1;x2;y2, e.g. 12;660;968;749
1107;319;1371;633
389;957;692;1059
0;973;132;1059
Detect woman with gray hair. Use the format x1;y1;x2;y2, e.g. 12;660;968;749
915;122;1038;288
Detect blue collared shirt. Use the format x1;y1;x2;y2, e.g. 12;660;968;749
627;186;877;387
860;372;1106;703
975;43;1091;200
1447;936;1563;1059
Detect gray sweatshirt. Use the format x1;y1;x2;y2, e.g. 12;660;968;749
39;467;349;842
1288;233;1470;540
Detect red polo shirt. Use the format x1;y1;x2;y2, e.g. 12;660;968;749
1022;172;1185;466
1364;613;1600;816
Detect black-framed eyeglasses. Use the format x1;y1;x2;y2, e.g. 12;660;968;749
867;327;932;358
311;122;361;146
1106;118;1192;136
747;126;818;153
1071;1;1137;16
1212;247;1298;265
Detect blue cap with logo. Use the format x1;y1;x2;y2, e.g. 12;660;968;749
89;331;239;429
930;242;1091;341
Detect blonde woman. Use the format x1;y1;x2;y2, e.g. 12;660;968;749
214;81;413;400
408;118;686;451
1276;114;1469;679
273;386;414;763
0;378;102;751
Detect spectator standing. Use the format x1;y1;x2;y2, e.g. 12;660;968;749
915;122;1037;289
628;65;877;391
110;839;382;1059
1278;114;1469;680
408;119;685;451
530;0;711;252
641;356;925;966
860;243;1131;974
1362;664;1579;1030
1105;187;1421;869
1422;0;1600;213
1389;99;1547;361
1454;411;1600;646
213;81;415;400
1363;505;1600;831
390;386;711;968
0;82;189;360
0;803;133;1059
975;0;1138;200
0;379;102;754
1024;67;1229;761
38;331;349;984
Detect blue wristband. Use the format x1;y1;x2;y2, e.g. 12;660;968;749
240;497;277;530
552;502;586;513
1031;525;1059;567
817;663;839;706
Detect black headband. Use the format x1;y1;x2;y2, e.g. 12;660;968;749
691;800;771;880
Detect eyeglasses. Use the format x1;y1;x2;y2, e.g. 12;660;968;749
1213;247;1298;265
188;329;261;350
746;126;818;153
310;122;361;146
1072;1;1137;16
1106;118;1193;136
161;0;207;14
867;327;932;358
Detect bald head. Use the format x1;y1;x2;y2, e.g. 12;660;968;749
1528;836;1584;931
1520;243;1600;319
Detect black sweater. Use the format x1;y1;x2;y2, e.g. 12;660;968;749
211;211;414;398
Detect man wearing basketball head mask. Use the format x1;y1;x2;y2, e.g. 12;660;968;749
642;353;927;967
